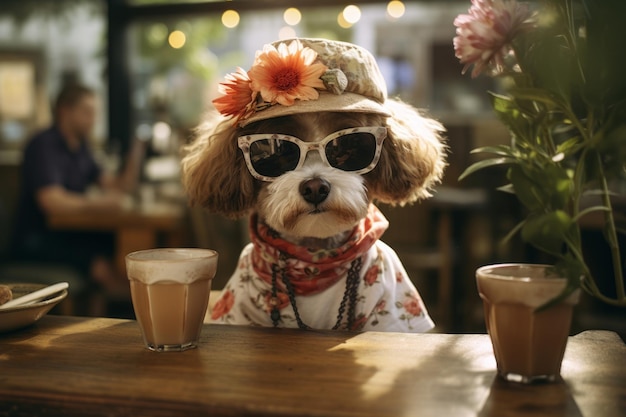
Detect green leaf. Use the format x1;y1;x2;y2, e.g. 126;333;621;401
489;92;514;113
459;157;516;182
469;145;516;157
508;160;573;211
573;205;610;223
488;93;533;141
519;32;576;101
508;87;563;107
546;164;574;210
536;256;584;312
501;219;526;244
554;136;583;155
602;215;620;251
536;278;581;312
593;124;626;179
521;211;573;256
507;165;544;211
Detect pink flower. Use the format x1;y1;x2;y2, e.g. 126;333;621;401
350;314;369;331
454;0;535;77
403;295;423;317
248;40;327;107
364;265;380;286
395;271;404;283
375;299;386;313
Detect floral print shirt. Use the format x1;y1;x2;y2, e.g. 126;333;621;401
210;206;434;333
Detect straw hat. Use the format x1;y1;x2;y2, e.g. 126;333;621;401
212;38;391;127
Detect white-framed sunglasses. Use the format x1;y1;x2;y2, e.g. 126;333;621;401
237;126;387;182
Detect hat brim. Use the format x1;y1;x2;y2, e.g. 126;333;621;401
239;91;391;127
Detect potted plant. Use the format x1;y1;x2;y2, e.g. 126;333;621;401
453;0;625;382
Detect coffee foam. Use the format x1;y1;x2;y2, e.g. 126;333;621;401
476;264;580;308
126;248;218;284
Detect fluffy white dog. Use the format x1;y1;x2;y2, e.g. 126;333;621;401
183;38;446;332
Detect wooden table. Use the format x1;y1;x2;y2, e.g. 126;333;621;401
1;316;624;417
48;204;185;273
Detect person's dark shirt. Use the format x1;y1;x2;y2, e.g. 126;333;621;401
14;126;101;242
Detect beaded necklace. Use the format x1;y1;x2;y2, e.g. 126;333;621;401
269;252;362;330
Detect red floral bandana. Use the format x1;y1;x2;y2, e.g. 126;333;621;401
250;204;388;296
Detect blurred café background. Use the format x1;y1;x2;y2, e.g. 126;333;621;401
0;0;623;335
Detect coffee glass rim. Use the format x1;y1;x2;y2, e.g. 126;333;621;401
126;248;218;263
476;263;565;283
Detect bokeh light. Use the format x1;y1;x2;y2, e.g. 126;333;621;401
278;26;297;39
337;12;352;29
135;123;152;142
222;10;240;28
387;1;406;19
152;121;172;145
168;30;186;49
342;5;361;24
283;8;302;26
147;23;168;47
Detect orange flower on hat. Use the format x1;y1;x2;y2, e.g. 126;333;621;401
249;40;328;107
212;67;258;121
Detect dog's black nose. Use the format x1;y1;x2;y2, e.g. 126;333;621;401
299;178;331;205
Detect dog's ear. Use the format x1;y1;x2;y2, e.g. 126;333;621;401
365;99;447;205
181;113;258;217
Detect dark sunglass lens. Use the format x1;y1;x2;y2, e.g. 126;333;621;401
249;139;300;177
325;133;377;171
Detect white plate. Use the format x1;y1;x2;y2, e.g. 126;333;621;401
0;283;68;333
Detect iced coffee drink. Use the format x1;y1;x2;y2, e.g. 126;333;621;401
126;248;218;352
476;264;580;383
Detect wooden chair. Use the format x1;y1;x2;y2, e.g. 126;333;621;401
390;186;488;331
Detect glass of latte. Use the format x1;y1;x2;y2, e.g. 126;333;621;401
476;264;579;383
126;248;218;352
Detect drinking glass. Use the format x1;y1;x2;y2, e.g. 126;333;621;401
126;248;218;352
476;264;579;383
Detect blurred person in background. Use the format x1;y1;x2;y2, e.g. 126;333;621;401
12;83;144;293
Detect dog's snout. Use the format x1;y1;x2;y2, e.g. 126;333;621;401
299;178;331;205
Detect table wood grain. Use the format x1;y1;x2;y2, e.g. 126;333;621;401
0;316;624;417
